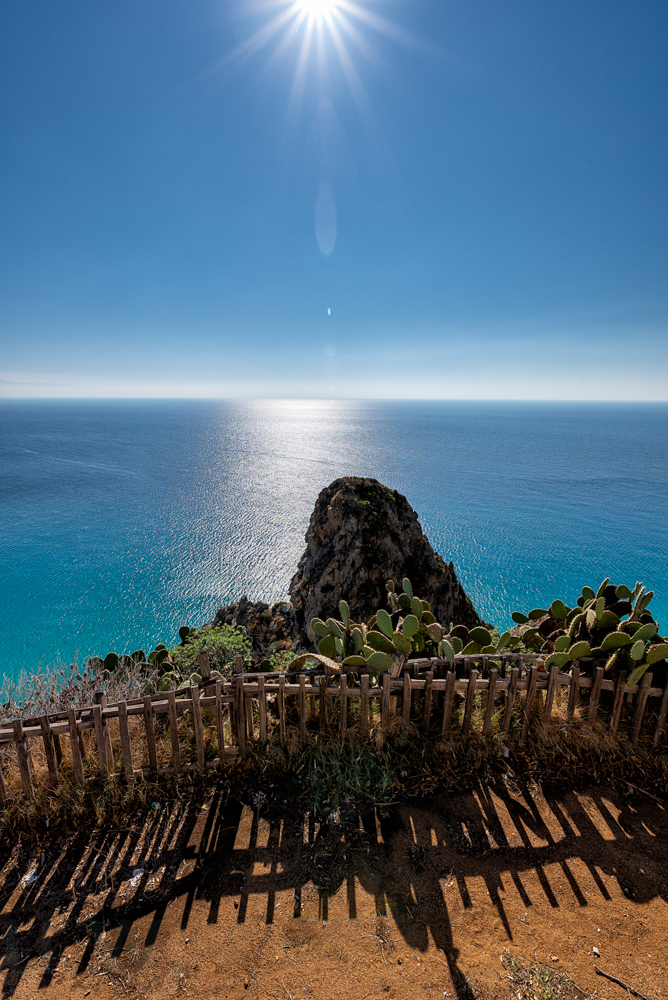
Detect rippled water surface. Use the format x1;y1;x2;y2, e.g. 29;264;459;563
1;399;667;676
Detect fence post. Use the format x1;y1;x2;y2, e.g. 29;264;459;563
632;672;653;744
521;666;538;743
382;673;391;736
215;680;227;766
279;676;286;747
190;686;205;772
654;679;668;746
339;674;348;736
68;709;85;785
402;672;412;735
567;665;580;717
299;675;307;743
13;719;32;799
361;673;370;740
483;669;498;736
422;671;433;734
39;715;59;786
502;668;519;732
442;671;456;734
542;664;559;735
258;675;267;744
236;676;247;759
462;670;478;737
588;666;604;725
93;705;110;778
167;691;182;774
610;671;627;735
118;701;134;781
143;696;158;771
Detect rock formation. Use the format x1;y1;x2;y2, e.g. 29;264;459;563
209;595;297;659
288;477;481;638
209;476;482;656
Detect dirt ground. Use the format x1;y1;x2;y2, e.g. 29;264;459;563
1;780;667;1000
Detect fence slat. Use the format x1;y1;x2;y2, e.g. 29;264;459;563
258;676;267;744
53;733;63;767
339;675;348;736
215;680;226;766
68;709;85;785
0;761;8;805
654;678;668;746
190;686;205;772
502;668;519;732
482;669;498;736
93;705;110;778
610;672;627;735
588;666;604;725
382;673;391;736
236;678;247;759
143;696;158;771
632;672;653;744
279;676;286;746
542;665;559;735
319;676;327;733
422;671;433;734
299;675;307;743
167;691;182;774
521;666;538;743
39;715;59;786
402;673;412;733
567;665;580;717
442;671;456;734
118;701;134;781
462;670;478;736
361;674;370;740
13;719;32;799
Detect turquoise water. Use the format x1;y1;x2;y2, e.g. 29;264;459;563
1;399;667;677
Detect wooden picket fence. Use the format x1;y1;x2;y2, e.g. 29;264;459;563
1;651;668;803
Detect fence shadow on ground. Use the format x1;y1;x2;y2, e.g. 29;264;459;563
1;781;667;997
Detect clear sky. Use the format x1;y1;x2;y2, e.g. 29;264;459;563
1;0;667;399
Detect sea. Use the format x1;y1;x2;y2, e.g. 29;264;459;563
1;399;667;680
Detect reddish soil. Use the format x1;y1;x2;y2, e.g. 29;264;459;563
1;781;667;999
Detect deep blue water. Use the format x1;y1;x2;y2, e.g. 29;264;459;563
1;399;667;678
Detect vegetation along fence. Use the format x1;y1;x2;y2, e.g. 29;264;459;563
2;651;668;804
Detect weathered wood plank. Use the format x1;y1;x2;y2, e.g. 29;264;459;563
143;696;158;771
234;653;243;674
235;677;247;759
118;701;134;781
610;672;627;735
0;760;8;805
299;675;307;743
422;671;433;734
40;715;59;786
521;666;538;743
53;732;63;767
258;675;267;744
442;671;456;734
339;675;348;736
482;669;498;737
215;680;226;767
632;671;653;744
68;709;85;785
167;691;182;774
13;719;32;799
542;664;559;735
319;676;327;734
361;674;370;740
279;676;286;747
190;686;205;772
402;673;412;733
588;666;604;725
567;666;580;718
462;670;478;737
93;705;110;778
653;679;668;746
382;673;391;736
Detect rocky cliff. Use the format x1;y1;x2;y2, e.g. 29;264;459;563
210;476;482;655
288;477;481;638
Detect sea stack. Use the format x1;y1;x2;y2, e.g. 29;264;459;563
289;477;481;638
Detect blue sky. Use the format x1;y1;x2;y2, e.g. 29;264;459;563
1;0;667;399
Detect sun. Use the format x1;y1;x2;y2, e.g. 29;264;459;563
297;0;340;20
